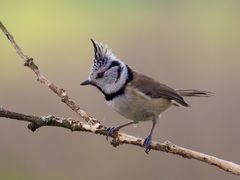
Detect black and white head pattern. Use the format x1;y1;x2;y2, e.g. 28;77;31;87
88;39;131;96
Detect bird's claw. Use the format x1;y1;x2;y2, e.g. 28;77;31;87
106;127;118;140
143;135;152;154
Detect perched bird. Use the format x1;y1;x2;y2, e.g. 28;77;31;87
81;39;212;153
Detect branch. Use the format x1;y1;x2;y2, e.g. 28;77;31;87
1;21;240;176
1;107;240;176
0;22;98;125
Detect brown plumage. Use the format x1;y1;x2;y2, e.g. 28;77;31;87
176;89;213;97
129;71;189;107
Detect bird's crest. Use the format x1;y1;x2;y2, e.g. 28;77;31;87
90;39;116;70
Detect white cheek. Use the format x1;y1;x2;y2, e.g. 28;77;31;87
105;84;119;94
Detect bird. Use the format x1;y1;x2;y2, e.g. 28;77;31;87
81;39;212;153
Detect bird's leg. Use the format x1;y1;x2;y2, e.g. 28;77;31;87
143;120;156;154
106;121;136;140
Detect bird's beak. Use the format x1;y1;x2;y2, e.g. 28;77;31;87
80;80;92;86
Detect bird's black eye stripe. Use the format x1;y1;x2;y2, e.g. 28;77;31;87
96;61;121;79
106;61;120;70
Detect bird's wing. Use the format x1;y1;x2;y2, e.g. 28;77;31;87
129;72;189;107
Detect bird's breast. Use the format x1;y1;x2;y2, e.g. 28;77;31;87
106;86;172;122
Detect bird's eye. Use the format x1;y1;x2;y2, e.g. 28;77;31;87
96;72;104;79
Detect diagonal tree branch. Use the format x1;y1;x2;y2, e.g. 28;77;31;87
1;21;240;176
0;22;98;125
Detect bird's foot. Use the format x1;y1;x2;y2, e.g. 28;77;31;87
106;127;119;140
143;135;152;154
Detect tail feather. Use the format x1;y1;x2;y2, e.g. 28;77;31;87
176;89;213;97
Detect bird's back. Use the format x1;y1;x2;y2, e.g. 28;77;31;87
129;71;189;107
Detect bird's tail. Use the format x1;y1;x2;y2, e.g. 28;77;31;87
176;89;213;97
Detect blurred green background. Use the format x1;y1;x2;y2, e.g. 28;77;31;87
1;1;240;179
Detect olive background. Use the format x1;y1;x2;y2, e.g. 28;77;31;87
0;1;240;180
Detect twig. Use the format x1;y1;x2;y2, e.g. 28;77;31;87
1;21;240;176
0;21;98;125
